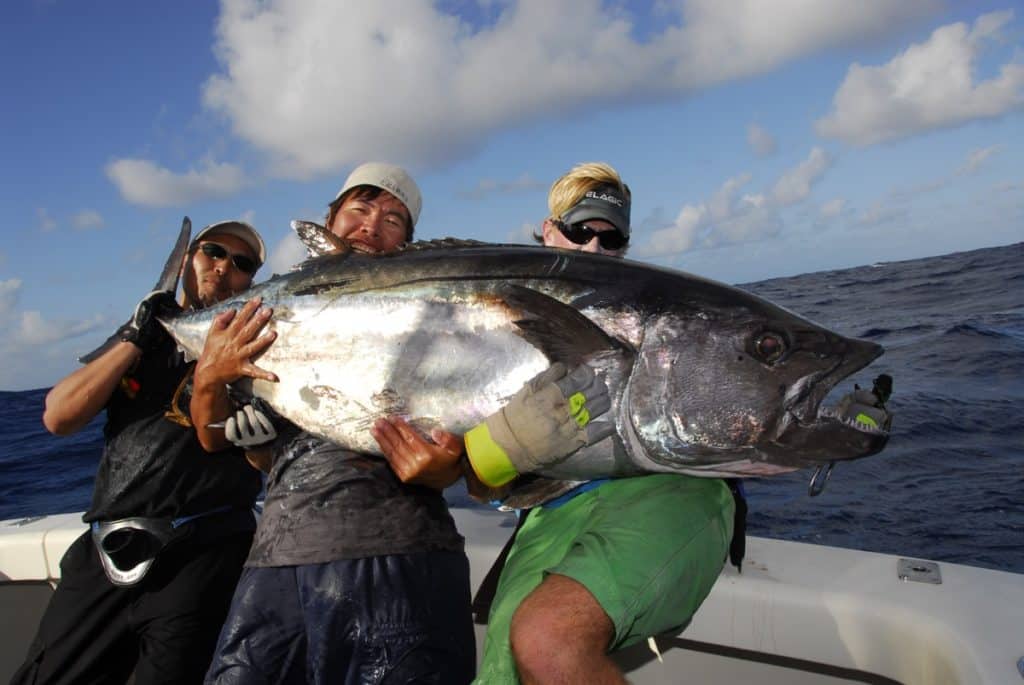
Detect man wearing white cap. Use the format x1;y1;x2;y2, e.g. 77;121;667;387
14;221;267;684
195;164;476;684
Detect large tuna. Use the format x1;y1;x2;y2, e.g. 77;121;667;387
160;237;889;502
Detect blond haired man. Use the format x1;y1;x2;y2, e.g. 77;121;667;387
373;162;737;684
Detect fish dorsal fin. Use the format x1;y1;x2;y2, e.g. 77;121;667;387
499;283;631;366
291;220;350;259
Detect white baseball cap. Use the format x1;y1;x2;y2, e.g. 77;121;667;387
193;220;266;268
334;162;422;227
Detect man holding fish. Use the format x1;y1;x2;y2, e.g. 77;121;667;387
372;162;738;684
194;164;481;683
14;220;267;685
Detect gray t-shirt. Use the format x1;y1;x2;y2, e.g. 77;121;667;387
247;426;464;567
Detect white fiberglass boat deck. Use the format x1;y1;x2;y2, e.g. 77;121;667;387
2;508;1023;684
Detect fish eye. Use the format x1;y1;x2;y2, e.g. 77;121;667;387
754;333;786;364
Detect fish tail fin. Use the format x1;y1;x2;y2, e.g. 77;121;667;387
78;218;191;364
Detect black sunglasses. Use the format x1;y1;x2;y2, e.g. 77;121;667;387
196;242;258;274
554;220;628;251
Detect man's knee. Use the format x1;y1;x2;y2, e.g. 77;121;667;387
508;574;613;676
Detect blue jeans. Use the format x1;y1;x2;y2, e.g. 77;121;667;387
206;551;475;684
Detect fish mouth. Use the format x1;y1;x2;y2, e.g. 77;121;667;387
770;336;889;465
770;405;890;466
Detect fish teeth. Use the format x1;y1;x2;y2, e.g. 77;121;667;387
820;407;888;435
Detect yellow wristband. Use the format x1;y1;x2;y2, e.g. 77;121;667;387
464;423;519;488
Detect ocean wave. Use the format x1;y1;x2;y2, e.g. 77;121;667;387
858;324;934;339
945;322;1019;339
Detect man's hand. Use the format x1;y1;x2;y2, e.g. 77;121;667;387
193;297;279;388
464;362;613;487
226;403;278;448
372;416;464;490
117;290;181;352
190;297;278;453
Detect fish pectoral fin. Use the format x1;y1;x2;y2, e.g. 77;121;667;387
495;475;587;510
499;284;632;365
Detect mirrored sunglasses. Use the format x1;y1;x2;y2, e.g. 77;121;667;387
555;221;628;251
197;242;258;274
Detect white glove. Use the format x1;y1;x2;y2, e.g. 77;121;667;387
225;403;277;448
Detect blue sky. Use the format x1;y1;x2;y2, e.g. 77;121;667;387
1;0;1022;391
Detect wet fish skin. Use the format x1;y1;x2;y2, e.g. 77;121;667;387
161;241;888;495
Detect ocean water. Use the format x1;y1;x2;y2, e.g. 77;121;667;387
1;242;1021;574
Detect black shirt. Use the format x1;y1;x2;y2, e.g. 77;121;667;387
83;342;261;523
247;425;464;567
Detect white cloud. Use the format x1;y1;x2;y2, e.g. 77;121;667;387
642;146;835;257
995;179;1024;192
72;209;105;230
0;279;104;354
817;11;1024;145
747;122;777;157
0;279;20;320
771;147;831;206
460;173;546;200
858;201;908;227
15;311;105;346
37;208;56;233
648;203;707;255
106;158;248;207
957;145;1001;175
890;177;949;200
202;0;939;178
888;144;1002;201
820;198;847;218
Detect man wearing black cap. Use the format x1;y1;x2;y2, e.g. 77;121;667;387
13;221;266;684
535;162;632;255
373;162;736;684
477;165;733;685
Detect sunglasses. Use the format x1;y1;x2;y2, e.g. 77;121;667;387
554;220;629;251
196;242;258;274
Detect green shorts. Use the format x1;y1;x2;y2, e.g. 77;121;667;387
474;474;734;684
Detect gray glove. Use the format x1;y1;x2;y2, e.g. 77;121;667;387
225;403;278;449
464;362;613;487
